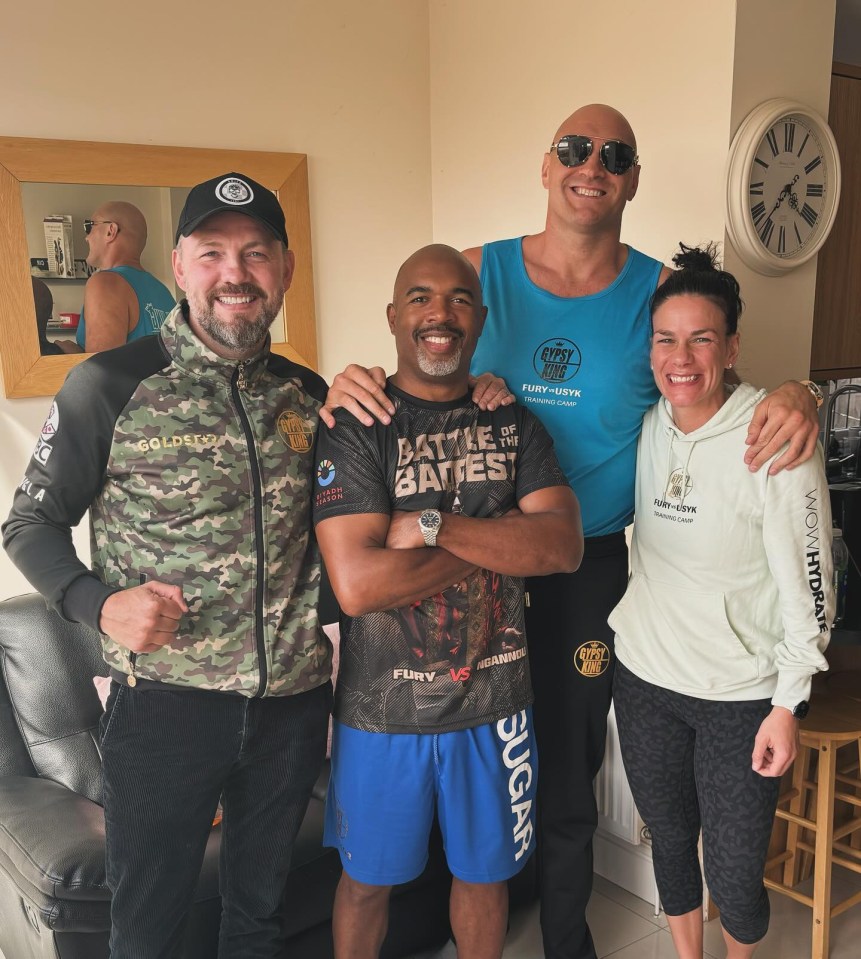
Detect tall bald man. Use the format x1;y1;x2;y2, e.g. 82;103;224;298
77;200;176;351
464;103;821;959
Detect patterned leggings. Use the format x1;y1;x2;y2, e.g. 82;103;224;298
613;662;781;945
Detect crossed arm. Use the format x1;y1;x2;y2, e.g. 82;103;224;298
316;485;582;618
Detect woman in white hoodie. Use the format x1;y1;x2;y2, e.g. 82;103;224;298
609;245;832;959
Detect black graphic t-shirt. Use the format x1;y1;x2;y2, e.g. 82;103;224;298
313;383;569;734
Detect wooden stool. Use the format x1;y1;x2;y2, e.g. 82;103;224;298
765;692;861;958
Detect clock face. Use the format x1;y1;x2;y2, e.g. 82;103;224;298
748;114;829;259
726;100;841;275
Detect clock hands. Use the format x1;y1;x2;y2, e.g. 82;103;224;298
768;174;801;217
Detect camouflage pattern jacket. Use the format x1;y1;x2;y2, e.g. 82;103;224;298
3;304;332;698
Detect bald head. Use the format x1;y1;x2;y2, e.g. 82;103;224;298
93;201;148;257
387;243;486;397
392;244;482;307
552;103;637;153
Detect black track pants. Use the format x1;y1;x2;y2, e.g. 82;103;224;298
525;531;628;959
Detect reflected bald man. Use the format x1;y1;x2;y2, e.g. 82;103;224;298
77;200;176;352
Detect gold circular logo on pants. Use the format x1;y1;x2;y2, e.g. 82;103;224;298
574;641;610;677
277;410;313;452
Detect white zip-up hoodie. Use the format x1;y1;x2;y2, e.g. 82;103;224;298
609;383;832;710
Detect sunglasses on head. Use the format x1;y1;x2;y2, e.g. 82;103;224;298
550;134;639;175
83;219;116;236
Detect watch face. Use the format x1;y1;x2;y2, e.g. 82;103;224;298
792;700;810;719
421;510;441;531
748;113;829;259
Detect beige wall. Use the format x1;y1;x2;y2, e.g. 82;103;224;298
0;1;839;600
429;1;736;261
0;0;432;599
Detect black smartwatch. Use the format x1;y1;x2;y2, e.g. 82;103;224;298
791;700;810;719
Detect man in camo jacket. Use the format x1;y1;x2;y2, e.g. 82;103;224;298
3;172;333;958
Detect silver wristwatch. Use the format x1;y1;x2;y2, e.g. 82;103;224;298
418;509;442;547
800;379;824;410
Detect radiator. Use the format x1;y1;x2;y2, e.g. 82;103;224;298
595;703;646;846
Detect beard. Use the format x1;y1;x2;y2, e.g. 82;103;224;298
414;326;464;377
188;283;283;353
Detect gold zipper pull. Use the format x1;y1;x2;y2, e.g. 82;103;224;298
237;362;248;391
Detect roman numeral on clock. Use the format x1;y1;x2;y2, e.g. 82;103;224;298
749;181;764;196
804;155;822;175
806;183;824;197
759;217;775;247
800;203;818;227
751;201;767;226
778;226;786;254
766;129;779;157
784;123;796;153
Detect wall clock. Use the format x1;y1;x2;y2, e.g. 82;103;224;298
725;98;841;276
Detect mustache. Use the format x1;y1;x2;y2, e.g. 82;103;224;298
413;324;464;341
208;283;268;301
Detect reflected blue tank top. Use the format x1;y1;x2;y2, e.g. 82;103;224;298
76;266;176;349
471;238;662;536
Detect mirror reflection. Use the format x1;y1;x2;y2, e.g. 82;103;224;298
0;136;316;399
22;183;190;354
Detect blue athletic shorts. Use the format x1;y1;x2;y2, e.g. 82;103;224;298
324;708;537;885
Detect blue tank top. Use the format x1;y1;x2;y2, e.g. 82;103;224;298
471;238;662;536
76;266;176;349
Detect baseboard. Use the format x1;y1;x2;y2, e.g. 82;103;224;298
593;829;657;907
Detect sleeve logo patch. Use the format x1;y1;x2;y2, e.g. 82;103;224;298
40;402;59;440
317;460;336;487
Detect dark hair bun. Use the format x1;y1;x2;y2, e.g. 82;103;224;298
650;241;743;335
671;242;720;274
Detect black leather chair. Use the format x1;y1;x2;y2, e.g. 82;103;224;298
0;593;455;959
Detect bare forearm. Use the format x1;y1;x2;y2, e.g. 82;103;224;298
328;547;475;616
436;511;582;576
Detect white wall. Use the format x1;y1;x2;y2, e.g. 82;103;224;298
0;0;433;599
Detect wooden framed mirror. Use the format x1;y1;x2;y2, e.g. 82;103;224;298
0;137;317;398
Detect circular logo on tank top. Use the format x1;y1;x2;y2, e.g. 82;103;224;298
574;641;610;677
533;338;581;382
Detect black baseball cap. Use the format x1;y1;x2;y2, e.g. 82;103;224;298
175;172;288;247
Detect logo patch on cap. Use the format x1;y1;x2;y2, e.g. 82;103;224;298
215;177;254;206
